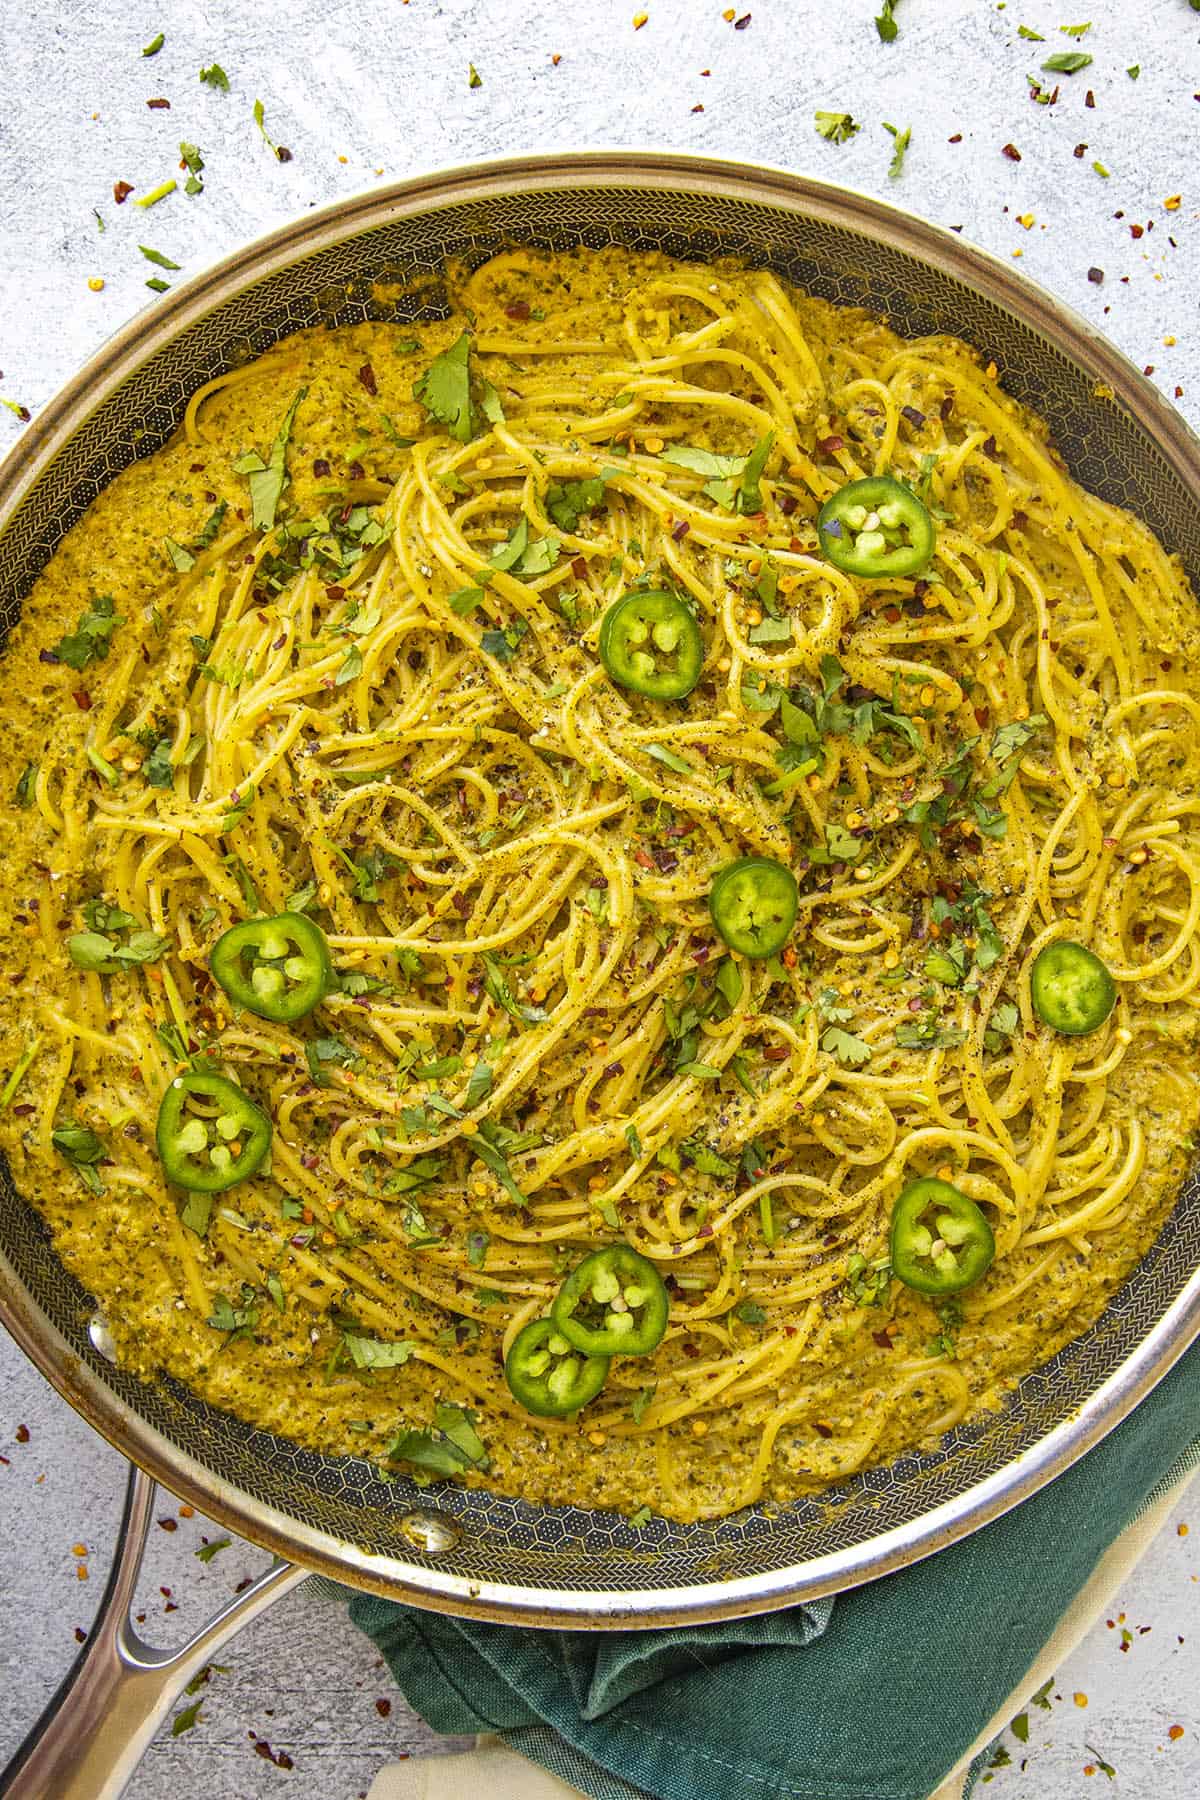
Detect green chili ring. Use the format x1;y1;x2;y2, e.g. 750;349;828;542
1030;941;1117;1037
817;475;935;579
890;1177;995;1296
708;855;799;959
156;1071;272;1194
504;1317;611;1417
597;590;704;699
210;911;333;1023
551;1245;670;1357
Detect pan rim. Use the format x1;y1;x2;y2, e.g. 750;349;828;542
2;147;1199;1627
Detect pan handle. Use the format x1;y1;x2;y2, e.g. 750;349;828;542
0;1463;309;1800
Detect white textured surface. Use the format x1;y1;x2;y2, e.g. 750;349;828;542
1;0;1199;1795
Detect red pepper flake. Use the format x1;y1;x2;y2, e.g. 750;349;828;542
313;457;331;478
948;133;962;144
671;519;690;541
816;434;843;453
505;300;531;321
348;459;365;481
570;555;588;578
74;1627;88;1644
375;1698;392;1718
1001;143;1022;162
763;1045;789;1063
157;1516;178;1532
113;179;134;204
1074;143;1088;159
734;11;751;26
357;363;378;396
813;1421;833;1439
1130;224;1144;240
871;1330;893;1349
1087;267;1104;285
779;493;797;516
250;1736;294;1768
1144;365;1154;376
14;1423;30;1443
147;97;171;110
1085;89;1095;108
691;103;705;113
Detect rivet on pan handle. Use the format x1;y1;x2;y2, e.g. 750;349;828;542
0;1464;307;1800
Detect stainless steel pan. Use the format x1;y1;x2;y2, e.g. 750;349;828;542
3;150;1200;1797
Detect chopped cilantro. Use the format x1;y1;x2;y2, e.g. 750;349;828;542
50;595;121;671
1041;51;1091;73
883;121;911;179
815;111;861;144
199;62;229;89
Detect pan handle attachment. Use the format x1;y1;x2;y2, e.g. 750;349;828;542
0;1463;309;1800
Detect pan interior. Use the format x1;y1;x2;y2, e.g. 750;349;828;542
2;171;1198;1608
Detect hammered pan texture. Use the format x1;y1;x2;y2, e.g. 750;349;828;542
2;175;1198;1603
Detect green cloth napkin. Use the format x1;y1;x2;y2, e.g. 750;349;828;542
348;1342;1200;1800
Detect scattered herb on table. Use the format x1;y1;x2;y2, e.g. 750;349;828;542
1042;51;1092;73
134;179;177;209
139;244;181;270
179;142;204;194
142;32;164;56
874;0;901;40
194;1536;232;1562
815;111;861;144
252;98;291;161
883;121;911;179
199;62;229;90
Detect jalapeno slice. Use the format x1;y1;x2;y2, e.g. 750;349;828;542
550;1245;670;1357
890;1177;994;1296
817;476;935;579
210;912;333;1023
1030;941;1116;1037
504;1317;611;1417
597;591;704;699
156;1072;272;1194
708;856;798;959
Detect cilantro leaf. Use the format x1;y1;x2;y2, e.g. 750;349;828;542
737;430;774;513
386;1404;489;1476
199;62;229;89
883;121;911;180
14;762;37;807
343;1335;417;1369
1041;51;1091;72
815;111;861;143
472;1128;528;1205
413;332;473;441
821;1026;872;1066
895;1018;967;1050
875;0;901;40
546;476;606;532
51;596;121;671
51;1120;108;1193
234;388;307;531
